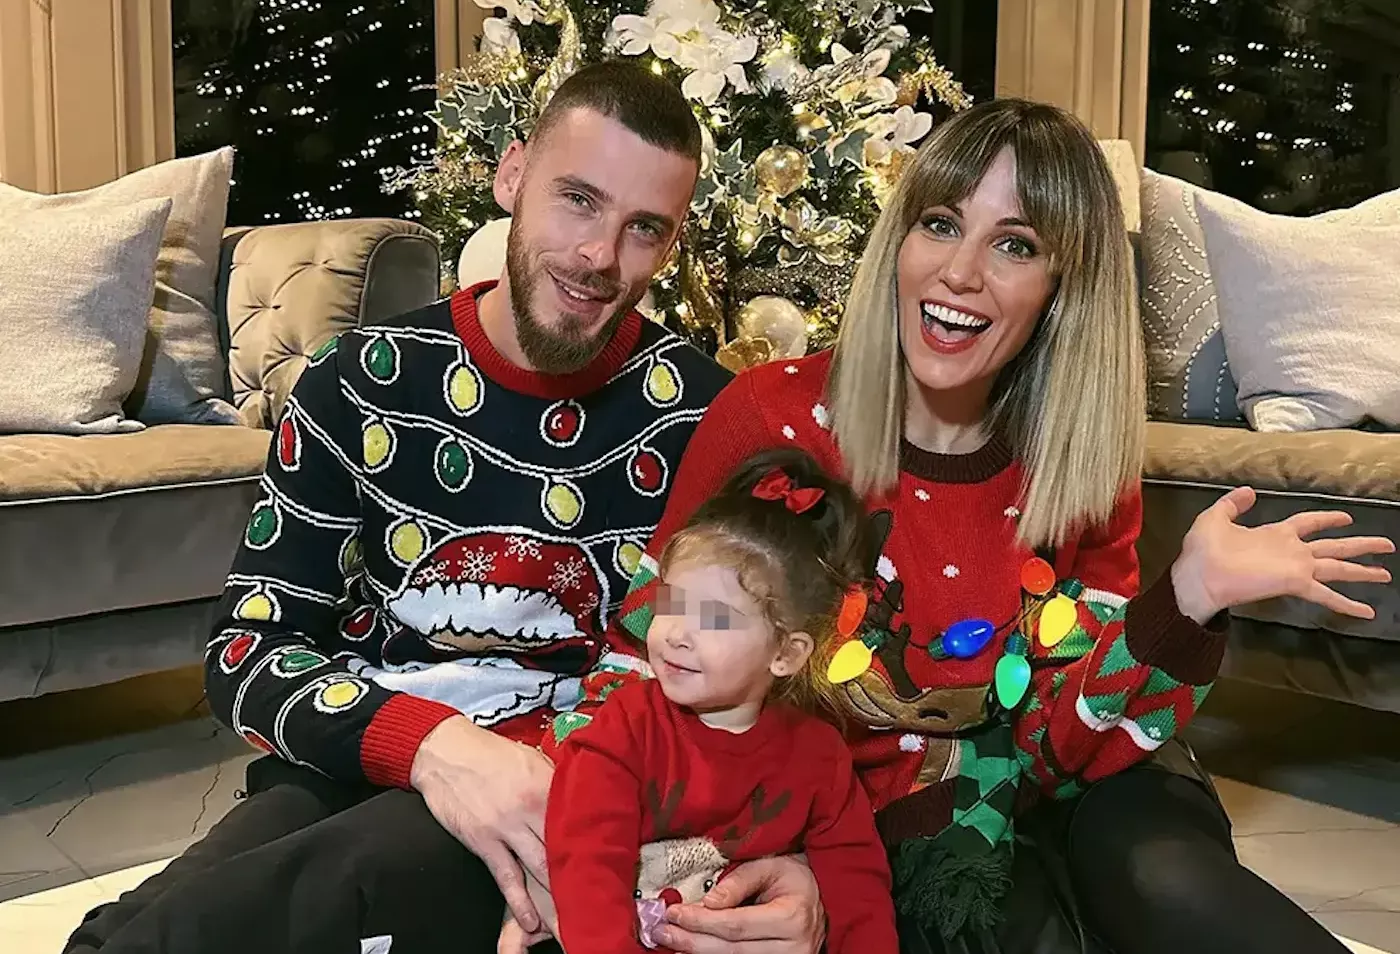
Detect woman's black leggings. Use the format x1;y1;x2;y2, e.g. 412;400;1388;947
1066;766;1347;954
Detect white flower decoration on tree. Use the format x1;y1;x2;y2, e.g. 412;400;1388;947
473;0;541;27
675;28;758;104
862;105;933;165
760;45;808;92
608;0;757;105
480;17;522;58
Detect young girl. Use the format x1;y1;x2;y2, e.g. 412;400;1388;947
540;449;899;954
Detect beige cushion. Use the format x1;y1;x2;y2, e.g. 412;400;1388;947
1145;421;1400;504
0;425;270;629
1195;188;1400;431
5;149;239;424
0;194;172;435
1097;139;1141;234
225;219;442;428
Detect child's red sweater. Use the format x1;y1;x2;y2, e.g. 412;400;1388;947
546;680;898;954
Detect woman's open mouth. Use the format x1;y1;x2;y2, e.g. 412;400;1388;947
920;302;992;354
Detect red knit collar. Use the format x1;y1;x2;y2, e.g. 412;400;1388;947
449;281;643;400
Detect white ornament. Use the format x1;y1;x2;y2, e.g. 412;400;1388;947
784;365;799;375
736;296;808;359
943;564;960;579
1004;506;1021;519
781;425;796;440
811;403;830;429
861;106;933;165
457;218;512;291
915;489;930;501
899;734;926;752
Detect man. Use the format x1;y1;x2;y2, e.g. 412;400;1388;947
65;61;824;954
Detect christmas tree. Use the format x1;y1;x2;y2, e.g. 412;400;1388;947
173;0;437;225
387;0;969;368
1145;0;1388;216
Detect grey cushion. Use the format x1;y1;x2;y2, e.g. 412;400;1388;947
0;425;270;629
0;193;173;435
1139;169;1243;422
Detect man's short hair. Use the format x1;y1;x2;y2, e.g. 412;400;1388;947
531;60;703;165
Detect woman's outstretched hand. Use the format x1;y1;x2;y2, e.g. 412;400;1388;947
1171;486;1394;625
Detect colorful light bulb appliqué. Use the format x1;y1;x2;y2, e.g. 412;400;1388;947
943;618;995;659
1038;594;1078;648
995;633;1032;709
1020;557;1056;596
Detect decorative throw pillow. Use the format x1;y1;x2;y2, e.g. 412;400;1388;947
1138;169;1243;422
0;198;172;434
0;147;239;424
1195;189;1400;432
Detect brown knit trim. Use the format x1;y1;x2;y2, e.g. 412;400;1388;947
874;780;957;846
1123;572;1228;686
899;433;1014;483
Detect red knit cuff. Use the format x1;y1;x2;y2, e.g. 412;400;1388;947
360;693;461;789
1123;572;1228;686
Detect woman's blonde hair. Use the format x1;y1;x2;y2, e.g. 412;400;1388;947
828;98;1145;549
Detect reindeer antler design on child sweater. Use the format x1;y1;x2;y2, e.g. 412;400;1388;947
546;680;898;954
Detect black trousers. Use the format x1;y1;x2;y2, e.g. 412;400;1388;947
66;747;1346;954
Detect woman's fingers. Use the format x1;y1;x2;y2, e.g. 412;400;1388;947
1302;580;1376;620
1313;558;1393;586
1284;510;1354;538
1310;536;1397;560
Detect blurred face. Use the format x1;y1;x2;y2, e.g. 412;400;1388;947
646;558;809;717
493;108;697;374
897;147;1057;397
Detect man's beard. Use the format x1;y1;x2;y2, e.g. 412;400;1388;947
505;218;644;375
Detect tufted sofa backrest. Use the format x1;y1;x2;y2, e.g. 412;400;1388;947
216;218;440;430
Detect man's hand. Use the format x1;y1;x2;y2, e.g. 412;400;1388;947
657;856;825;954
410;715;555;932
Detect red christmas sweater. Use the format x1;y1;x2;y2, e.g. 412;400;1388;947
547;679;898;954
554;349;1226;846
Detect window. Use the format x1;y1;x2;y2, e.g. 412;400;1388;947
172;0;437;225
1145;0;1400;214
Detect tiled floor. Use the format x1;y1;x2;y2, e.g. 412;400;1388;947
0;677;1397;953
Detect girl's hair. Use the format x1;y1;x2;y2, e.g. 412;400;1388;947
658;448;875;720
827;97;1145;549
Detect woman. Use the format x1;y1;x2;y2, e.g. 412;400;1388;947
584;98;1394;954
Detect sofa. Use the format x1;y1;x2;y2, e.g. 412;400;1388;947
0;218;440;702
1131;165;1400;714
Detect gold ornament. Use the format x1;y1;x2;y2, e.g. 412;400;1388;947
447;52;520;89
794;110;831;142
715;335;776;373
754;145;810;198
736;296;808;359
531;0;582;114
895;72;922;108
868;147;914;208
679;246;726;342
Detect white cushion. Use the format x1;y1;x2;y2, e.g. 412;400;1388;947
1194;187;1400;431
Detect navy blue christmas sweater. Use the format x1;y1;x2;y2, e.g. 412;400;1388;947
205;282;730;789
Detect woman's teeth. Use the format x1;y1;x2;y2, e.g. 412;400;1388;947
921;303;991;341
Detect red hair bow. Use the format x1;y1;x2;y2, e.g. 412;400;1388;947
752;468;825;514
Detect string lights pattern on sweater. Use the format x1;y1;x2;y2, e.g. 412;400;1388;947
562;349;1226;839
205;284;730;788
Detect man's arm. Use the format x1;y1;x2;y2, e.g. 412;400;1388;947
205;335;458;785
